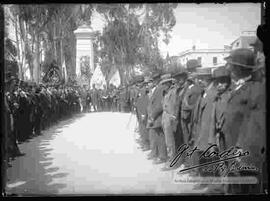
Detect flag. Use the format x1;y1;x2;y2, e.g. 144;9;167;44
62;59;68;84
90;65;106;89
109;69;121;88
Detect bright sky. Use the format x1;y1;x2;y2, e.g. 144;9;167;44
7;4;261;58
91;3;261;58
159;3;261;57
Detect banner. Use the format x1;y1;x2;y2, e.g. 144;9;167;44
90;65;106;89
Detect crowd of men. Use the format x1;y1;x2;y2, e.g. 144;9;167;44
83;84;133;113
3;77;137;162
132;43;266;194
3;33;266;194
4;80;83;161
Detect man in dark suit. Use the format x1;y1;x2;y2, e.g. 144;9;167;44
135;81;150;151
220;48;266;194
191;66;231;191
86;89;92;112
161;71;188;171
180;74;203;153
91;84;99;112
147;74;174;164
4;76;22;158
33;86;43;135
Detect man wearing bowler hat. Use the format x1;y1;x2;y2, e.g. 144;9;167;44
221;48;266;194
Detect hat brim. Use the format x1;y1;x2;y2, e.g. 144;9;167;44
224;55;231;60
144;79;153;83
160;78;176;85
173;72;188;78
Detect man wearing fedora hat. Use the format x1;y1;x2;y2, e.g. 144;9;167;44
179;71;204;167
160;71;188;171
220;48;266;194
4;76;23;160
146;73;174;164
189;66;231;191
135;80;151;151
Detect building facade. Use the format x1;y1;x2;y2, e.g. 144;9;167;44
177;47;230;69
230;31;257;50
175;31;257;71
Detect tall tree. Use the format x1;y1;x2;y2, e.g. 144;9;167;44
95;3;177;85
6;4;94;83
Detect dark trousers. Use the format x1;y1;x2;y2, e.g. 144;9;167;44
149;127;167;160
139;118;149;148
149;128;159;158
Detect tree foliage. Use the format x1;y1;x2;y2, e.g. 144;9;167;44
5;4;94;83
5;4;177;85
95;4;177;85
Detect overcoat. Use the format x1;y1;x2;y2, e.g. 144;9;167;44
193;84;218;150
148;84;169;129
221;78;266;169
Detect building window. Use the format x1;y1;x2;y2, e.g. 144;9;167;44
213;57;217;65
197;57;202;64
236;42;240;47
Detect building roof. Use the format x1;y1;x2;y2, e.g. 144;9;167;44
178;49;230;57
231;36;257;48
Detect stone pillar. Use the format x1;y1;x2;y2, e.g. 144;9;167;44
74;24;95;86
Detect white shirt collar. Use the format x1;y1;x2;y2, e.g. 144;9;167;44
233;75;252;91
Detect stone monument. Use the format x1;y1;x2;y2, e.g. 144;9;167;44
74;24;95;87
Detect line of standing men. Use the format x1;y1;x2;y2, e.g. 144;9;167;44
3;80;83;162
134;45;266;194
88;84;133;113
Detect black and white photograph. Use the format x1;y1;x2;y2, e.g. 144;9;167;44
1;3;267;196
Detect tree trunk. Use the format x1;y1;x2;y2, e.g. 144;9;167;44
117;64;125;86
19;16;33;80
53;22;57;60
60;35;63;78
14;15;23;80
33;34;40;83
23;21;34;81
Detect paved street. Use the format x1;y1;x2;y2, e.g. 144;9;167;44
6;112;205;195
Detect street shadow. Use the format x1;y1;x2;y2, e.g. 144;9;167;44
4;113;90;195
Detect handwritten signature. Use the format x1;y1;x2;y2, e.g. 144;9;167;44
201;161;258;177
170;144;256;175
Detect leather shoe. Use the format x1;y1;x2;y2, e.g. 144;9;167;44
161;165;177;171
16;152;25;157
147;155;157;160
141;147;150;152
153;158;167;165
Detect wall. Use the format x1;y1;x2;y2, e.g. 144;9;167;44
177;51;229;68
75;38;94;76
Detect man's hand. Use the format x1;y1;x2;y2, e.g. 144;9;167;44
147;117;154;128
188;138;195;146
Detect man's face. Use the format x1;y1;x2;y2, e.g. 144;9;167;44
178;78;186;85
225;62;237;81
216;80;229;94
8;80;16;91
164;82;171;89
